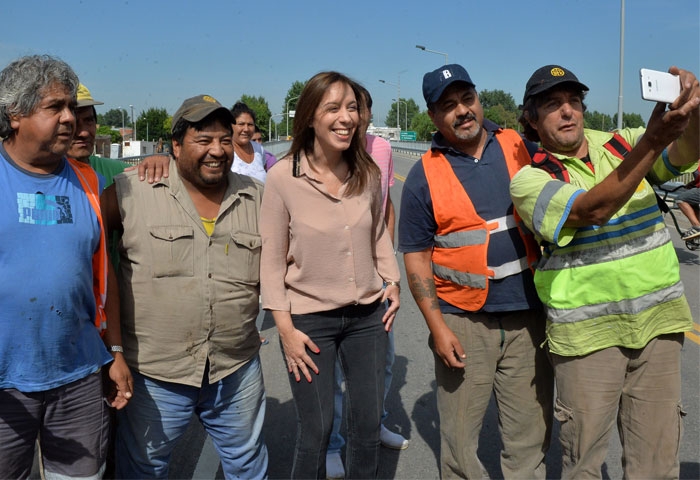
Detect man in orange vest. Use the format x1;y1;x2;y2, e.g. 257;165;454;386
398;64;552;479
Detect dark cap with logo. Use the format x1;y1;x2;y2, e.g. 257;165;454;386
171;94;233;133
422;64;476;107
523;65;589;104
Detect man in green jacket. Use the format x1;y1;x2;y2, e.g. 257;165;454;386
511;64;699;479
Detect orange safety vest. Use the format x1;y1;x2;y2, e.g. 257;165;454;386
422;129;540;311
67;158;108;335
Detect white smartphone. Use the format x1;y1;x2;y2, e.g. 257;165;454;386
640;68;681;103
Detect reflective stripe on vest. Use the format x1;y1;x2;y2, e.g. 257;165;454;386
547;280;685;324
67;159;108;335
423;128;540;311
530;132;684;331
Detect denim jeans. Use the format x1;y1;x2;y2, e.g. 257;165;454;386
286;300;387;479
328;328;396;454
115;356;267;479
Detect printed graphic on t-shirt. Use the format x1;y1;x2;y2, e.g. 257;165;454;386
17;192;73;225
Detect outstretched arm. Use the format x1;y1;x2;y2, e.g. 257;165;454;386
566;67;700;227
123;154;171;183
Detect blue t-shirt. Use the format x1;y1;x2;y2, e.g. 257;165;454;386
0;145;112;392
398;121;541;313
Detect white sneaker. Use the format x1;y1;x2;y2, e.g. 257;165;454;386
326;451;345;479
681;226;700;240
380;424;409;450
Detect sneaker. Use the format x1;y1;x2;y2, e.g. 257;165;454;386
380;424;409;450
681;226;700;240
326;451;345;479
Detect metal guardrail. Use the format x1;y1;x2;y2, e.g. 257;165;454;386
114;143;697;187
118;153;170;166
261;139;430;160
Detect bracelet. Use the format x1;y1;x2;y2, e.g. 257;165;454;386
109;345;124;354
386;281;400;289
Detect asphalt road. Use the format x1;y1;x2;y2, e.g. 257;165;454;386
164;150;699;479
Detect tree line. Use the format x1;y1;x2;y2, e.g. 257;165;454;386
96;85;646;144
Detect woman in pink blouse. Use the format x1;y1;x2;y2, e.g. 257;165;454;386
260;71;400;479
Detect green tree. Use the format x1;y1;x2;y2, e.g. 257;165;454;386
236;95;272;140
484;104;519;130
98;108;129;128
163;116;172;135
97;125;122;143
479;89;519;129
385;98;420;130
479;89;517;112
282;81;306;138
612;112;646;129
412;111;436;141
135;108;170;142
584;110;614;131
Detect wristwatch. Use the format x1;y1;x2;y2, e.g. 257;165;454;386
109;345;124;354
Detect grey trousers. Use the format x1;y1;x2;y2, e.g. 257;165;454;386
433;310;553;479
552;333;685;480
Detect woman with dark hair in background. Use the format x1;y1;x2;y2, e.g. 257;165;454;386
231;101;267;183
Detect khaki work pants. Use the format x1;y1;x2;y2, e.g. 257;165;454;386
552;333;685;480
434;310;553;479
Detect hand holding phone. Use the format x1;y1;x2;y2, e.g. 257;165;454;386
640;68;681;104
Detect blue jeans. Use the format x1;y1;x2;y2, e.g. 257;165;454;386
286;300;387;479
328;329;396;454
115;356;267;479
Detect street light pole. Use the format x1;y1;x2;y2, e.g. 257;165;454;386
394;99;408;130
380;73;405;131
129;105;135;141
286;96;300;139
269;113;284;142
118;106;125;135
415;45;449;65
616;0;625;130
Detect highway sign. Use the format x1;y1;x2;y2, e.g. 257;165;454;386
400;131;417;141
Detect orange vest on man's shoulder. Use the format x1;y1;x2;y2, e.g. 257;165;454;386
67;158;108;335
422;128;540;311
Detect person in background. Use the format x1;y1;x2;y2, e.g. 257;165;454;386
103;94;268;479
0;54;131;480
69;82;170;193
398;64;552;479
510;64;699;479
68;84;130;185
231;101;266;183
252;125;278;171
247;124;273;346
69;84;133;275
676;166;700;240
325;83;408;480
260;71;400;479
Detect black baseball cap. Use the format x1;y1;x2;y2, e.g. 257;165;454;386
523;65;589;104
171;94;233;133
422;64;475;107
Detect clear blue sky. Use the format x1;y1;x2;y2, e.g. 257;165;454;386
2;0;698;129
